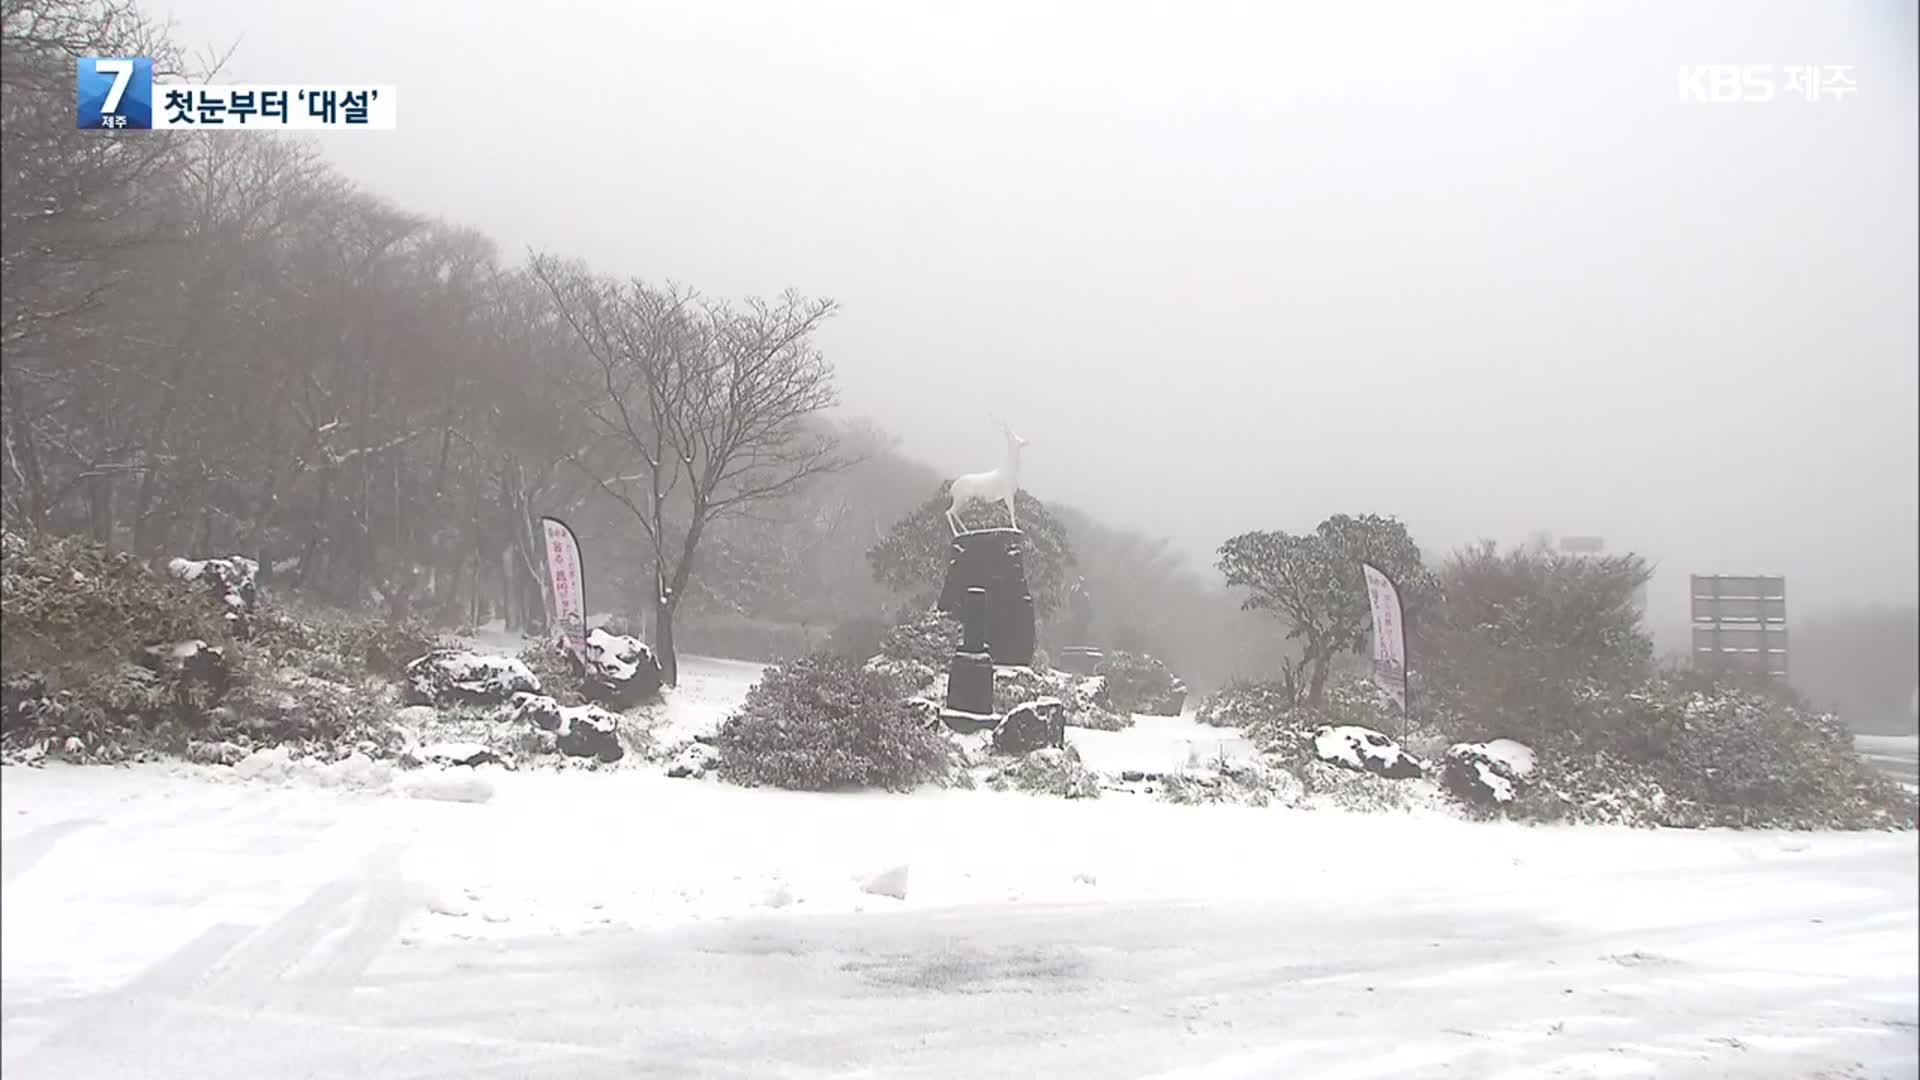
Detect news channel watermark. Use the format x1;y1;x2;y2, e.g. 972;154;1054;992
77;56;395;130
1676;64;1857;104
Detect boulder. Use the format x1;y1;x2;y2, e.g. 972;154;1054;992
666;742;719;779
993;698;1067;755
135;639;231;702
581;627;663;709
510;692;623;763
416;742;504;768
167;555;259;626
404;649;540;706
1312;725;1425;780
1442;739;1537;805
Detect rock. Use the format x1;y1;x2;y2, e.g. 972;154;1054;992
167;555;259;623
392;705;438;726
992;698;1066;755
1443;739;1536;805
861;864;910;901
418;742;504;768
187;740;248;766
403;649;540;706
134;640;231;700
666;742;719;779
1312;725;1425;780
581;627;663;709
510;693;623;763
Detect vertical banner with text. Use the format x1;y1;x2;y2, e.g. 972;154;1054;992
540;516;588;662
1361;563;1409;716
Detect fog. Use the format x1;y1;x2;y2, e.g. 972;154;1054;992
159;0;1919;632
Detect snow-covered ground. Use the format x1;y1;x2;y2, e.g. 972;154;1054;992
3;655;1916;1078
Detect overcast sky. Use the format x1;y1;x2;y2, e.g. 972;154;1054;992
157;0;1918;628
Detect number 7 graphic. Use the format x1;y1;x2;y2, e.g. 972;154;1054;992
96;58;134;112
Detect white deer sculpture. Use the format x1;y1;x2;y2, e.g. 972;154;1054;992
945;418;1028;536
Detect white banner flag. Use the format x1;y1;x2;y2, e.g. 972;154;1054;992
1361;563;1408;713
540;516;588;661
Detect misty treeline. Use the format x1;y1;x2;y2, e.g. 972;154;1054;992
1;0;1292;689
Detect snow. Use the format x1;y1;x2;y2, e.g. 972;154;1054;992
1314;725;1423;776
1460;737;1536;778
3;757;1914;1077
583;626;649;683
7;651;1913;1076
404;650;539;704
1069;711;1256;776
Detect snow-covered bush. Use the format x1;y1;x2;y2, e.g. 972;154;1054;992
1159;759;1295;807
1195;679;1294;729
877;608;964;671
2;534;241;759
1093;650;1186;716
713;653;951;791
990;665;1130;730
986;745;1100;799
1518;683;1912;829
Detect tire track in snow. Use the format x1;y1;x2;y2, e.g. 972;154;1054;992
1;818;102;884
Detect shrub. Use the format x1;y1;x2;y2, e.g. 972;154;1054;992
992;665;1130;729
713;653;951;791
1196;679;1294;729
1093;650;1185;715
1424;542;1654;746
877;608;963;669
1;532;229;690
827;614;888;661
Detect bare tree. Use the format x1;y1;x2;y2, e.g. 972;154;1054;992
530;257;844;685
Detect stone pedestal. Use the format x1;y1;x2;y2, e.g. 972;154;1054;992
936;527;1036;668
941;587;995;732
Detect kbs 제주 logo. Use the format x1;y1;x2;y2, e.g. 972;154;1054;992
77;56;154;129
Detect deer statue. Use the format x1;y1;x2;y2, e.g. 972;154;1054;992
945;417;1028;535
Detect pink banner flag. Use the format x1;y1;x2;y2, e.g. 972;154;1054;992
1361;562;1408;713
540;516;588;662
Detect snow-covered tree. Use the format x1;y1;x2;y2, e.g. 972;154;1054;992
1215;513;1434;705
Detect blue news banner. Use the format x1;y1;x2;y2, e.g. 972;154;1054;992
77;57;396;130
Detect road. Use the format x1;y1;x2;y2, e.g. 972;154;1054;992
4;830;1915;1079
1858;734;1920;789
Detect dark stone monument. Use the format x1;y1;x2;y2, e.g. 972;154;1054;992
941;586;996;733
936;527;1036;668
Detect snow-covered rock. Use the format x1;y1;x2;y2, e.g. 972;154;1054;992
510;692;623;763
416;742;505;768
1443;739;1537;805
404;649;540;706
993;697;1066;756
582;627;663;709
1312;725;1425;780
860;864;910;900
134;639;229;694
666;742;719;779
167;555;258;621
